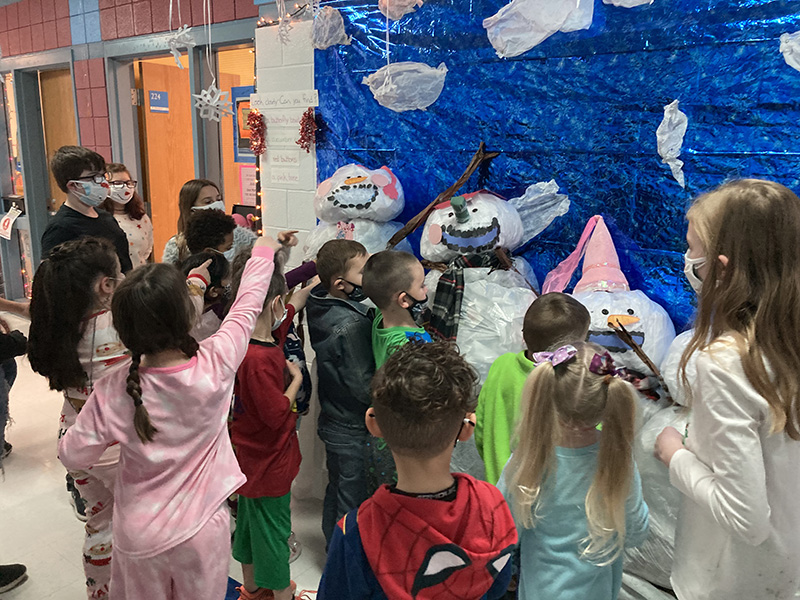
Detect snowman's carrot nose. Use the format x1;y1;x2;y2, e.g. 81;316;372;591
345;176;367;185
608;314;640;328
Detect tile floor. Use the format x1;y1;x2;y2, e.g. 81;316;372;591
0;313;326;599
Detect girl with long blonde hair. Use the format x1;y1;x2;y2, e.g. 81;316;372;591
655;179;800;600
498;342;648;600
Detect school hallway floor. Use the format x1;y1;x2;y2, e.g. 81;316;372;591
0;313;326;599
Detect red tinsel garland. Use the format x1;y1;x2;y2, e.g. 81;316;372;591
248;110;267;156
296;107;317;153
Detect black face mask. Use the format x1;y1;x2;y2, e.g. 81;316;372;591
403;291;428;324
342;280;367;302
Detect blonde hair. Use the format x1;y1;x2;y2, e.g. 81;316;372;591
682;179;800;439
507;342;637;565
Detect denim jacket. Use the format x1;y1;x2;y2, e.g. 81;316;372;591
306;284;375;428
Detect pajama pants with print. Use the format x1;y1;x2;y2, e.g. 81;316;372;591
60;399;116;600
110;504;232;600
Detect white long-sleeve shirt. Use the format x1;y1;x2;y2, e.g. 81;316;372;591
669;337;800;600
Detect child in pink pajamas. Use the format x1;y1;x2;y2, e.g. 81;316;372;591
28;237;129;600
58;236;280;599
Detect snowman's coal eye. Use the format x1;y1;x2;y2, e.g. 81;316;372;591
601;309;609;315
627;308;635;315
472;208;478;213
448;212;453;218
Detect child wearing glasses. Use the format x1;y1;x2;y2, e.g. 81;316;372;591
41;146;133;273
101;163;153;268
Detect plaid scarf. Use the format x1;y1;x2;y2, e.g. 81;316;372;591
428;251;505;341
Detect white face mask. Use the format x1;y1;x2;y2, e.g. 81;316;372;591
192;200;225;212
272;298;288;331
109;186;132;205
70;180;109;207
684;251;706;294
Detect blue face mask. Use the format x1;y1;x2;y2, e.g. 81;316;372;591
403;292;428;324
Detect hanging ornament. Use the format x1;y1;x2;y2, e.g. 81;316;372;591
192;83;234;122
248;110;267;156
192;0;234;122
167;25;196;69
296;108;317;153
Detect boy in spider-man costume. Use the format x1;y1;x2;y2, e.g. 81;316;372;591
318;341;517;599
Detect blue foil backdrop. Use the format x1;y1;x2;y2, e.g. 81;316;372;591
313;0;800;330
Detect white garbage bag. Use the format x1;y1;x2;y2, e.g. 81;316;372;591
624;403;690;590
656;99;688;188
603;0;654;7
303;219;412;261
483;0;575;58
362;62;448;112
660;329;697;407
378;0;423;21
312;6;351;50
780;31;800;73
455;273;536;383
561;0;594;32
508;180;571;243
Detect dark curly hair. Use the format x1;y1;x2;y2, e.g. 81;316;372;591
184;209;236;256
181;251;230;289
371;340;478;458
28;237;119;391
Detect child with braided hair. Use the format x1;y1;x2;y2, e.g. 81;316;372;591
58;235;282;599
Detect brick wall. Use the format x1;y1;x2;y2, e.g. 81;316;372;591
74;57;111;160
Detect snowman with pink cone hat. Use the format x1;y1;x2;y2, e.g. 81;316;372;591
544;215;688;600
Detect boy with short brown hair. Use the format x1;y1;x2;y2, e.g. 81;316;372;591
306;239;375;547
318;341;517;599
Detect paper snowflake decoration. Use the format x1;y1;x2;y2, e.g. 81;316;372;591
192;83;234;122
167;25;196;69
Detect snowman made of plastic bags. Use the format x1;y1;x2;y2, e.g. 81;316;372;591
420;181;570;383
543;215;693;600
303;164;412;260
418;182;569;480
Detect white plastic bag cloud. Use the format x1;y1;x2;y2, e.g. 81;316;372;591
656;99;688;188
378;0;423;21
603;0;653;7
483;0;576;58
561;0;594;33
312;6;351;50
780;31;800;73
362;62;447;112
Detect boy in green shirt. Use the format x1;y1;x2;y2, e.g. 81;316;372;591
362;251;433;368
475;293;590;484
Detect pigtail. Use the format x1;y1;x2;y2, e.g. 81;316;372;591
179;335;199;359
508;363;560;529
582;376;636;565
127;353;158;443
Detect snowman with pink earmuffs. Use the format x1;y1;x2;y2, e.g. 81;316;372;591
303;163;413;260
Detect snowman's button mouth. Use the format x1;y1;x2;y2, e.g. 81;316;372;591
328;183;379;210
441;217;500;253
587;329;645;354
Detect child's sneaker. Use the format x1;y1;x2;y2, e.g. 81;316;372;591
0;564;28;593
66;480;88;522
235;586;274;600
288;531;302;564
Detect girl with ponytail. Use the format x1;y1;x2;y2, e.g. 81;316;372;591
58;235;282;599
497;342;648;600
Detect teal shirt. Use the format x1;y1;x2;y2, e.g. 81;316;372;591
371;309;432;368
497;445;649;600
475;351;535;485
